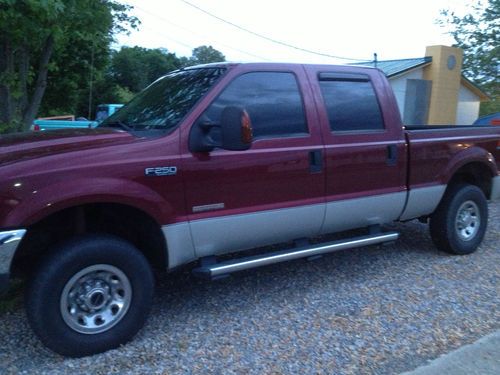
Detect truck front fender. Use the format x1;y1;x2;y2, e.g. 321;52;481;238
4;177;172;227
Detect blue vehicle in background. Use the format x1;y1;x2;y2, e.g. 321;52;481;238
32;104;123;131
473;112;500;126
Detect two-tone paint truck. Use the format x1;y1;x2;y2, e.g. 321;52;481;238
1;63;499;356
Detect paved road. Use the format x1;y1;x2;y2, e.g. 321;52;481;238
402;330;500;375
0;202;498;374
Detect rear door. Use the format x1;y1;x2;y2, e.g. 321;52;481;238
180;65;326;257
305;66;407;234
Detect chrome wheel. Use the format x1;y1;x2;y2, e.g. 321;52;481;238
455;200;480;241
60;264;132;334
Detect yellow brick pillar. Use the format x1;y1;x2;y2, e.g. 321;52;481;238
423;45;463;125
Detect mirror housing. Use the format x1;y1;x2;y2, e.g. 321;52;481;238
189;106;253;152
220;106;253;151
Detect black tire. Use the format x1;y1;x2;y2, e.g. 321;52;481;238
429;184;488;255
25;234;154;357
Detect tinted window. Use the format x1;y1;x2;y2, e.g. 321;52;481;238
100;68;226;136
319;79;385;132
203;72;308;139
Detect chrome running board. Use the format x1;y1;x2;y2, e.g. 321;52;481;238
192;232;399;279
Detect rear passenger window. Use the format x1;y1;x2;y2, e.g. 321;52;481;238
203;72;308;139
319;78;385;132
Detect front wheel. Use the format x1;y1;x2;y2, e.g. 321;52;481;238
26;234;154;357
430;184;488;255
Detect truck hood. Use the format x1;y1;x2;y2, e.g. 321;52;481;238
0;128;135;167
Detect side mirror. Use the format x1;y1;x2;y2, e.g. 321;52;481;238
189;106;253;152
220;106;253;151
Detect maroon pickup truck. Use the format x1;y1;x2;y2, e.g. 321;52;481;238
1;63;499;356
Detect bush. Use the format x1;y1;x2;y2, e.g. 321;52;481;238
0;121;22;134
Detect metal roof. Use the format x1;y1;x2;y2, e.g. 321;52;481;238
350;57;432;77
351;56;489;99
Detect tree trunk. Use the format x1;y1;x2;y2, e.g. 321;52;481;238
0;38;14;125
16;45;30;116
22;34;54;131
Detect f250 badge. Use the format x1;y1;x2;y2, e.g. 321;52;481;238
144;166;177;177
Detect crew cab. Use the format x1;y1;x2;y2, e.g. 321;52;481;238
1;63;499;357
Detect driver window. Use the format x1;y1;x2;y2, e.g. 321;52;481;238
202;72;309;139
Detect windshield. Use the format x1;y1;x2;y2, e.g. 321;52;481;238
99;67;226;136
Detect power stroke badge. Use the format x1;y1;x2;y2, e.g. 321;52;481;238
144;166;177;177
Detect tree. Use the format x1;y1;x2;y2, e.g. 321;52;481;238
439;0;500;115
0;0;137;132
91;77;135;110
40;13;115;119
102;45;226;98
110;46;182;93
189;45;226;65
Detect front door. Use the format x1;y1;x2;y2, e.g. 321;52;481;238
180;65;326;257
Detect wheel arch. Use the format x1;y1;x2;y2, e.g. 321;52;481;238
3;177;172;228
11;202;169;278
444;161;495;200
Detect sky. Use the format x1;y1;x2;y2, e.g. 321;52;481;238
115;0;471;64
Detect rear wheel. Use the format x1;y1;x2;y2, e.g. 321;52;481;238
26;234;154;357
430;184;488;255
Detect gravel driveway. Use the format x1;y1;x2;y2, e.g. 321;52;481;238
1;202;499;375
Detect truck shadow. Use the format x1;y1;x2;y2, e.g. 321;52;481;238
153;220;440;310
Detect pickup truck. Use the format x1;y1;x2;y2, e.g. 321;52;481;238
1;63;499;357
31;104;123;131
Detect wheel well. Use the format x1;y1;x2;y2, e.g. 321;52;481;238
447;162;493;199
11;203;168;278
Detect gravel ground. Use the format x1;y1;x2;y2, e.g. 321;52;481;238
0;202;499;375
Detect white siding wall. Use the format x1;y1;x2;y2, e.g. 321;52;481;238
456;85;481;125
388;68;424;119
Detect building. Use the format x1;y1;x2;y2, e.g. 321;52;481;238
352;45;489;125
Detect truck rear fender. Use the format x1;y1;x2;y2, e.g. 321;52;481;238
440;146;498;200
401;146;497;221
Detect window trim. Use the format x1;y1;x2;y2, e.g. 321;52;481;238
200;70;311;141
318;73;387;134
318;72;370;82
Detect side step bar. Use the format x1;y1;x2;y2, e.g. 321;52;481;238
192;231;399;279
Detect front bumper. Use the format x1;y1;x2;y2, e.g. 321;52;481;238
492;176;500;201
0;229;26;294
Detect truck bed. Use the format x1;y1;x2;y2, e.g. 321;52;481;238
405;125;500;190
